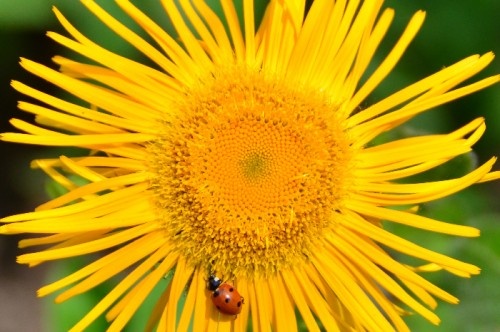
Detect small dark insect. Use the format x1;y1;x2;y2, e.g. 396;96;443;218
207;274;244;316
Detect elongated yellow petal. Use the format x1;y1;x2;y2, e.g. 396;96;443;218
348;201;479;237
70;246;176;332
346;10;426;114
17;222;157;263
341;210;480;275
311;252;396;331
38;232;163;297
280;270;322;332
161;0;213;71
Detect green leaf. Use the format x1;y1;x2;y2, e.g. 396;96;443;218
42;257;111;332
0;0;55;29
42;260;176;331
44;175;90;200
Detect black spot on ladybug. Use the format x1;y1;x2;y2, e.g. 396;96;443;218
216;305;220;310
213;290;220;297
229;287;234;292
225;297;230;303
237;301;242;307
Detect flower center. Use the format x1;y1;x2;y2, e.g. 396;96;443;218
240;153;267;180
149;67;353;278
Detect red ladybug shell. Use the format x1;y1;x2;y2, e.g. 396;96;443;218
211;283;244;315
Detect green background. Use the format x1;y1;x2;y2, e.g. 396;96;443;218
0;0;498;331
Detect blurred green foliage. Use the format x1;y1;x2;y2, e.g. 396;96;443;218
1;0;499;331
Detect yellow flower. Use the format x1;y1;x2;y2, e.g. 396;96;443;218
1;0;499;331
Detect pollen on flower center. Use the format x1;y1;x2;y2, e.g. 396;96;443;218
149;67;353;278
240;153;267;180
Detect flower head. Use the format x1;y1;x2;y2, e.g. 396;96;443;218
1;0;499;331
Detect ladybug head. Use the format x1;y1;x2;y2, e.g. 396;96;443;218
207;275;222;291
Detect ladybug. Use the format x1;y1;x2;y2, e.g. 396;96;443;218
207;275;244;316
